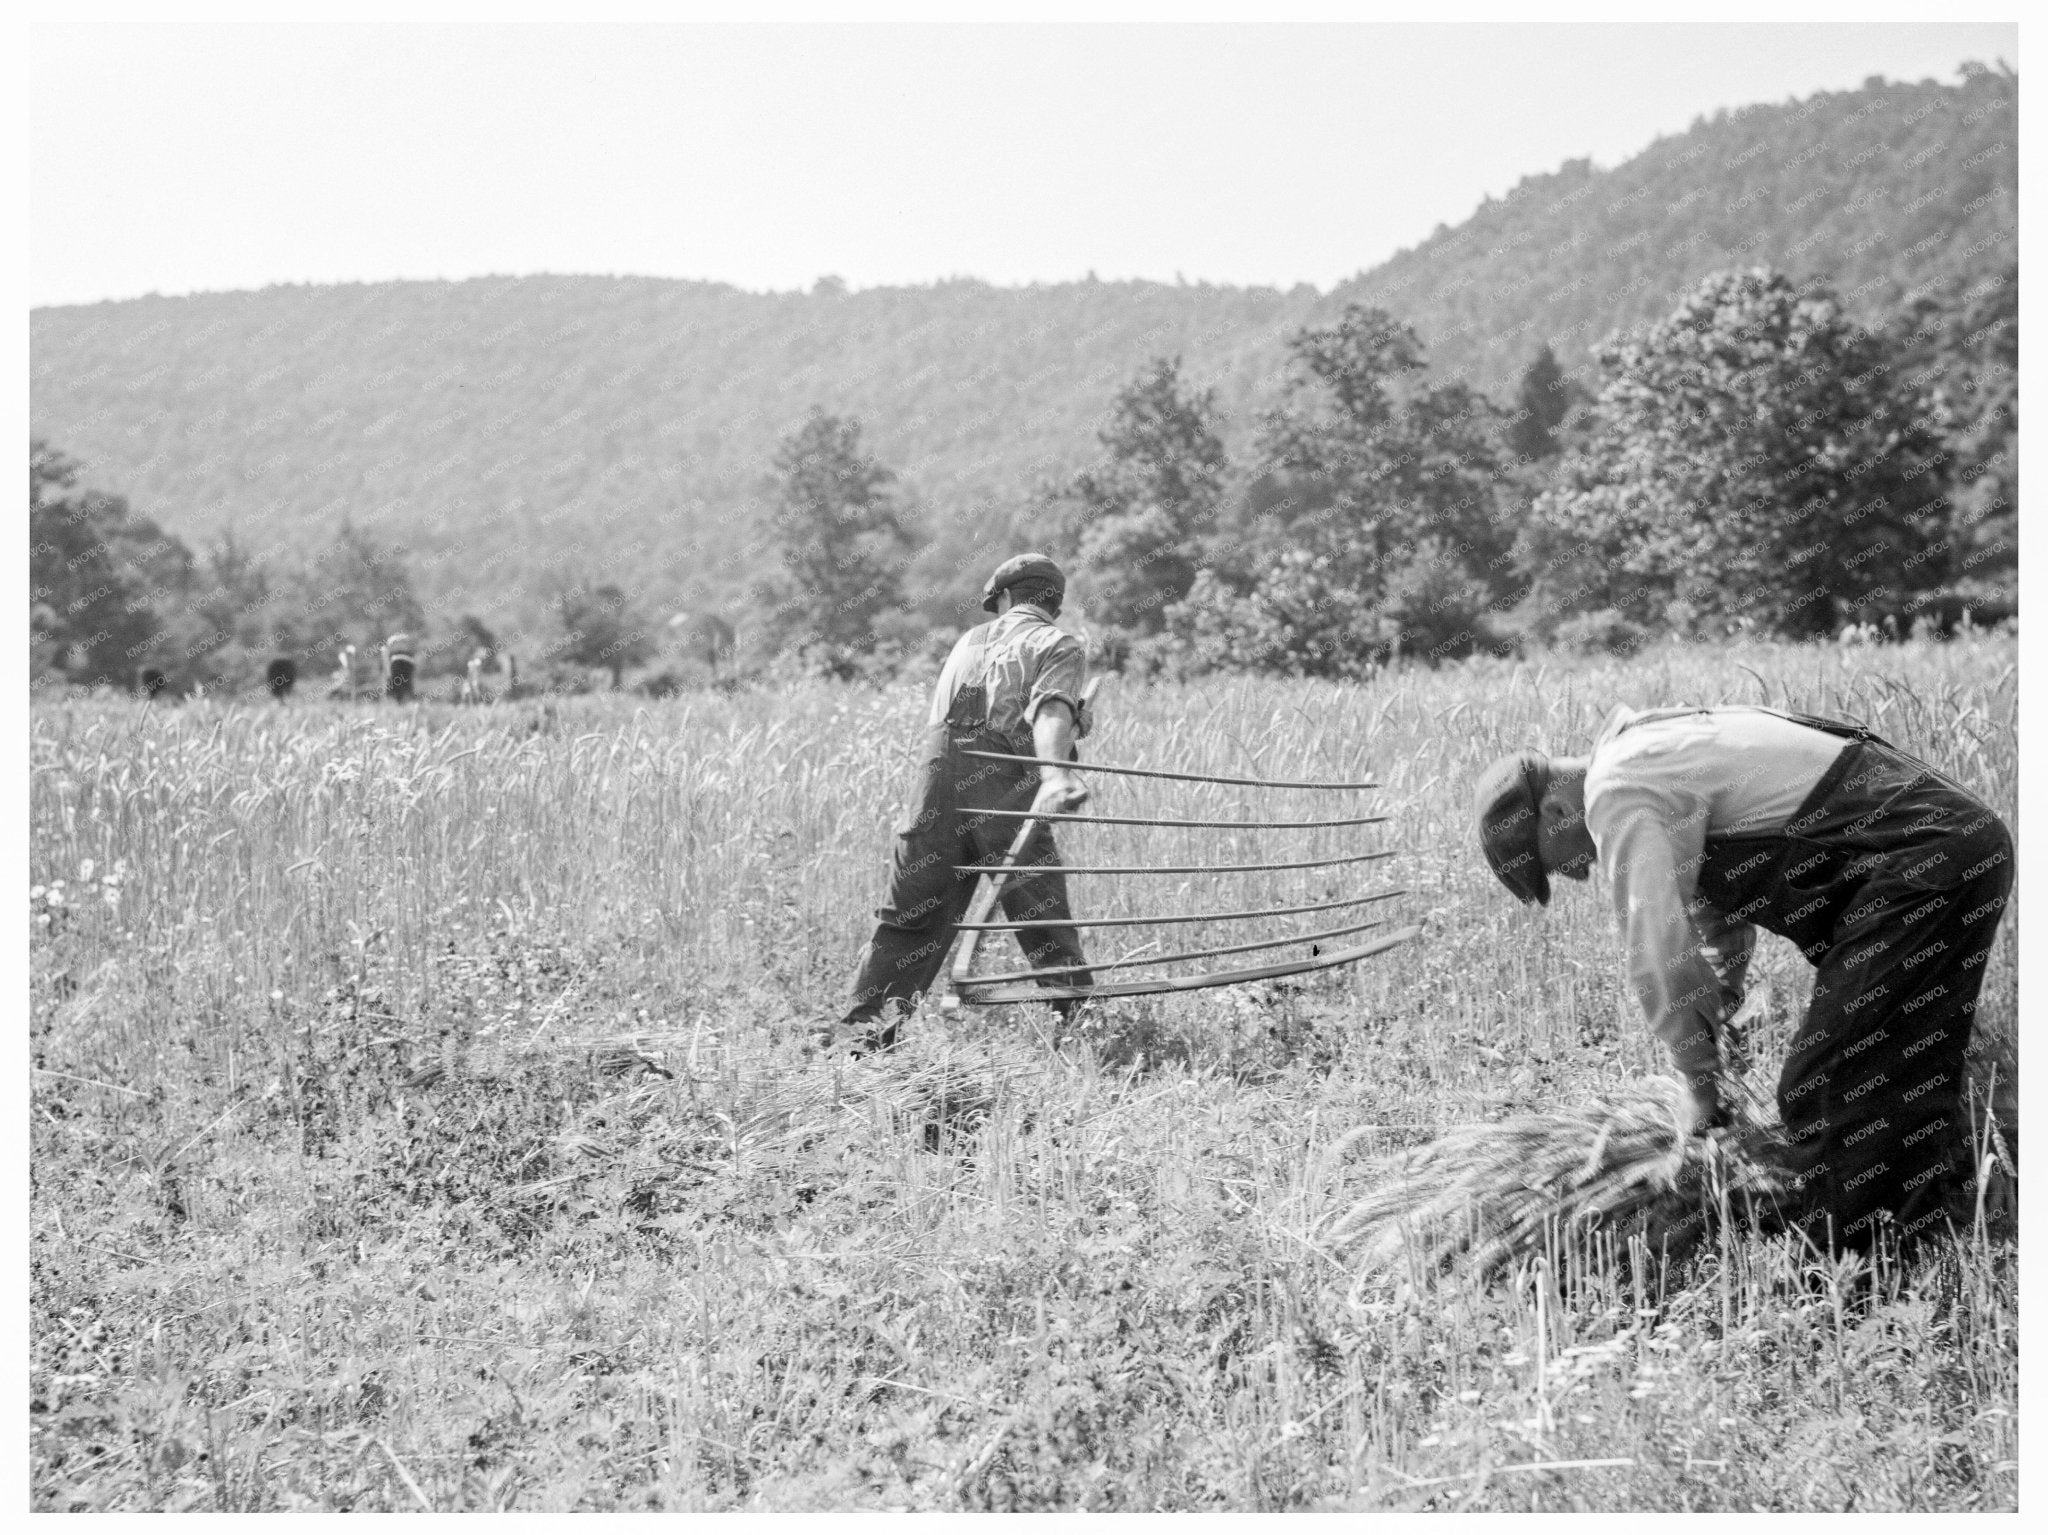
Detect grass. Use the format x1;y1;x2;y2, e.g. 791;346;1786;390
28;634;2018;1510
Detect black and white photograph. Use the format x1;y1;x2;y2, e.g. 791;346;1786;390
25;17;2023;1512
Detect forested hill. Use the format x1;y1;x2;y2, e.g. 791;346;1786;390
31;277;1319;625
1330;64;2016;392
30;65;2016;626
30;275;1310;632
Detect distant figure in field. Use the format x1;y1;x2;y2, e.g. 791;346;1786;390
382;633;416;702
1838;595;2015;646
462;649;488;705
328;645;359;701
266;657;297;702
138;667;168;700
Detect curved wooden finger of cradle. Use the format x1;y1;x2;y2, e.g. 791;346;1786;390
954;924;1421;1004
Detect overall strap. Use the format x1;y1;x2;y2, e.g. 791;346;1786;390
1760;707;1897;752
1610;704;1894;752
941;625;996;732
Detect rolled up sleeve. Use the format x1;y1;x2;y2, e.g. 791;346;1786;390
1025;633;1087;727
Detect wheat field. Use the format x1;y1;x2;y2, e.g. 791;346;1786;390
28;635;2018;1511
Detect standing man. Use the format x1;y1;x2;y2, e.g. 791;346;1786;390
1473;704;2013;1257
834;553;1095;1052
382;633;417;702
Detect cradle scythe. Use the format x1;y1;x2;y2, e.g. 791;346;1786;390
940;678;1418;1010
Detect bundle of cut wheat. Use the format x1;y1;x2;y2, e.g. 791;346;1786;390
1328;1076;1798;1282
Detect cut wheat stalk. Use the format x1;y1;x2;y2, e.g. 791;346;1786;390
1328;1076;1799;1285
1329;984;1801;1284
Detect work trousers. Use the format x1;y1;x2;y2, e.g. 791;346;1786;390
1696;738;2014;1253
844;723;1092;1028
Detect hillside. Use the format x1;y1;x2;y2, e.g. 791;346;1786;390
32;277;1321;629
29;66;2016;631
1333;65;2017;392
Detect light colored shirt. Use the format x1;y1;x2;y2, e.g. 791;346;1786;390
927;604;1087;755
1584;705;1848;1086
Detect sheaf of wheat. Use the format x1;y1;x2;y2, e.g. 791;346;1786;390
1328;1076;1798;1281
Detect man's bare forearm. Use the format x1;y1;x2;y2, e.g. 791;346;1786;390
1033;700;1076;769
1030;702;1088;812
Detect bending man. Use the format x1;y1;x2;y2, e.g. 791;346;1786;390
835;554;1094;1051
1474;704;2013;1256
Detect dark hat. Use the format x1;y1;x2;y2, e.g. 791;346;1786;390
982;552;1065;613
1473;749;1552;906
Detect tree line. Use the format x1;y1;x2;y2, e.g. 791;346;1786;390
30;442;727;698
28;260;2015;698
768;260;2014;680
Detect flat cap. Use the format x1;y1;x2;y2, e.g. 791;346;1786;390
982;552;1066;613
1473;749;1552;906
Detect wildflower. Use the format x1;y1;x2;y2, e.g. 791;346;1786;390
79;858;95;881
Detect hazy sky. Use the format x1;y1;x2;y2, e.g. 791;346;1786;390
30;22;2018;308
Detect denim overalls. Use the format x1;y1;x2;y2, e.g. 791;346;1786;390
1670;710;2013;1251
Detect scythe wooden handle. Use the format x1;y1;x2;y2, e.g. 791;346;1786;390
939;814;1042;1013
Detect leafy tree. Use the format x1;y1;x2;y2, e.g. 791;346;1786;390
1043;357;1227;635
174;532;289;690
555;580;655;688
761;409;917;669
29;438;195;686
1259;306;1510;570
1173;553;1390;679
291;520;426;663
31;438;75;516
1532;268;1953;637
1170;306;1508;673
1506;344;1576;461
1945;269;2018;600
1886;265;2016;603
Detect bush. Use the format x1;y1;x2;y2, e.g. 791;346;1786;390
1551;608;1654;657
